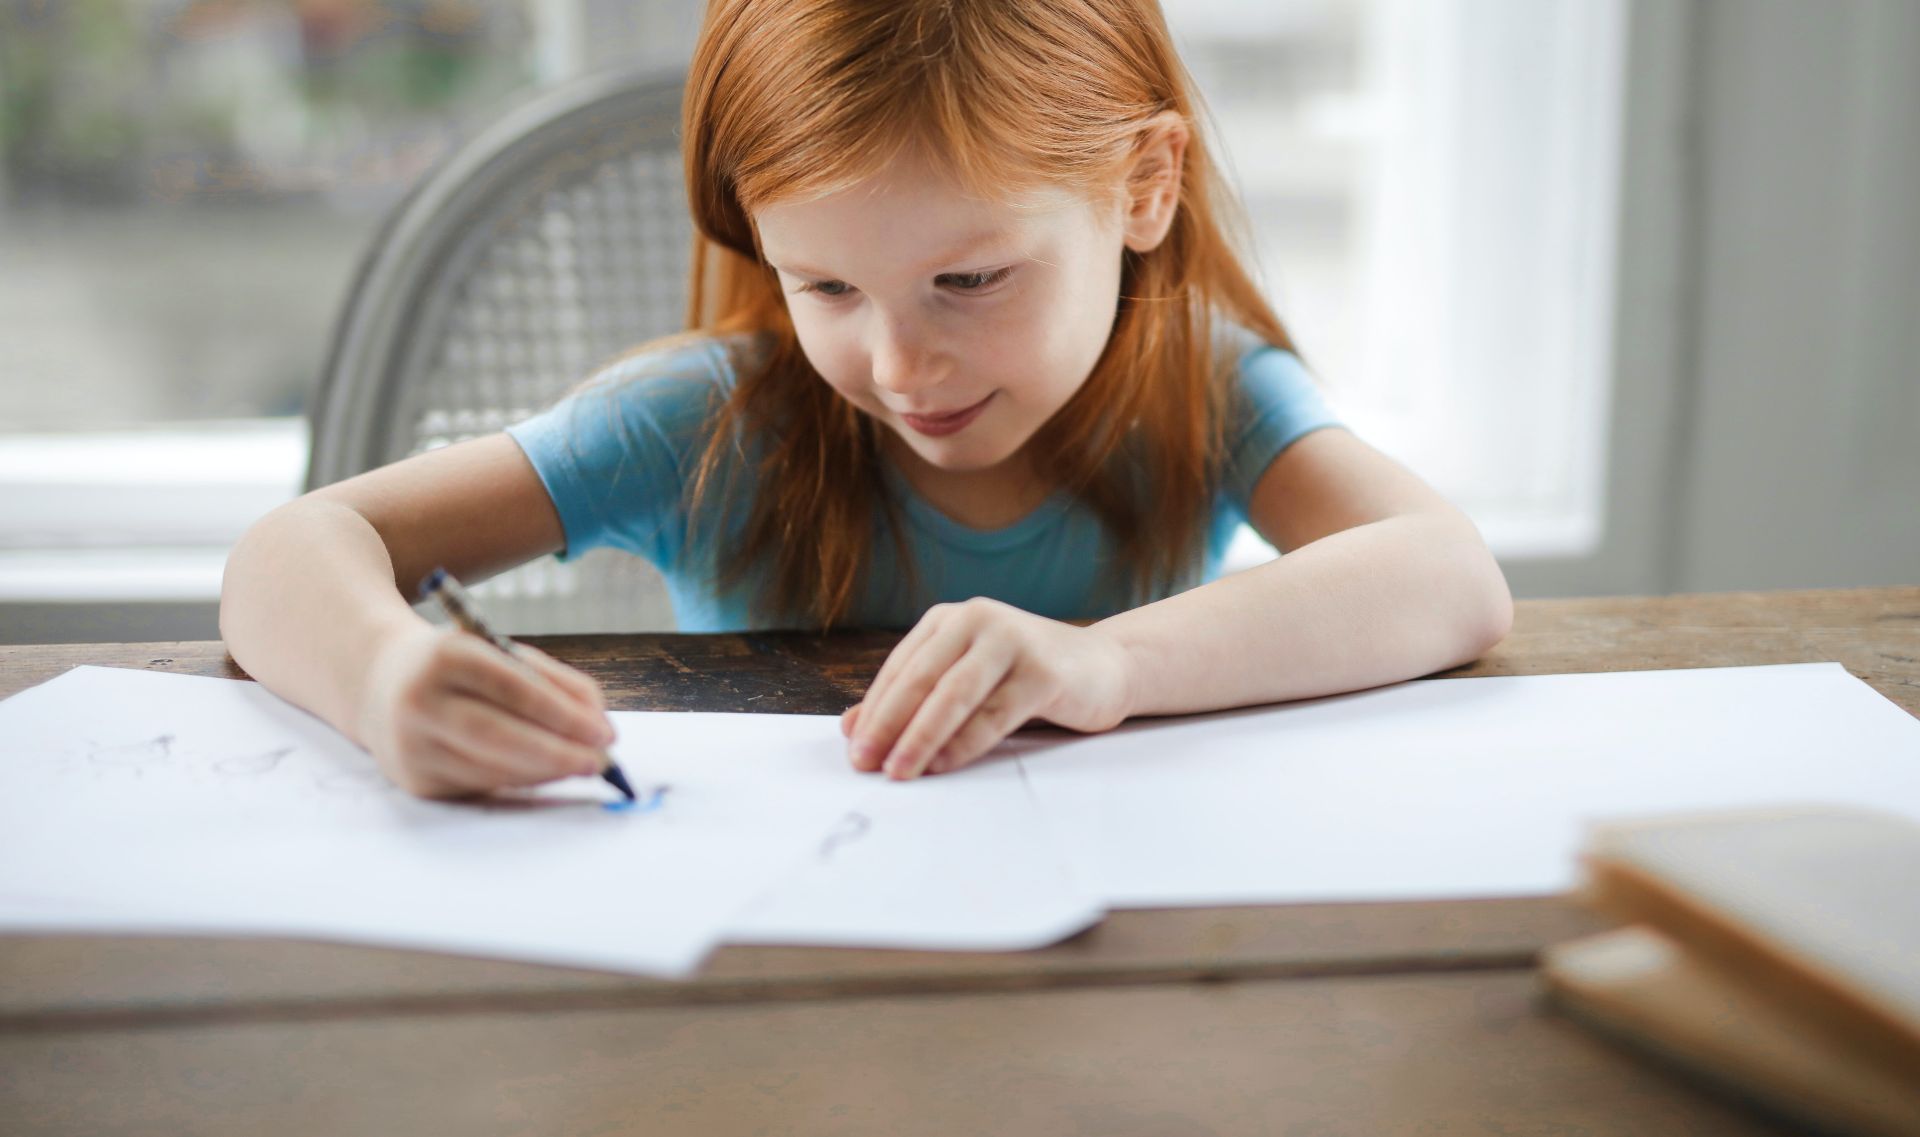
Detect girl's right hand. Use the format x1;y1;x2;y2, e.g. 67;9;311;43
355;624;618;799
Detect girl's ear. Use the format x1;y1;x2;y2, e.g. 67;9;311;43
1121;111;1190;254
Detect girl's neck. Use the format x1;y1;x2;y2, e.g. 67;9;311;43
882;435;1054;531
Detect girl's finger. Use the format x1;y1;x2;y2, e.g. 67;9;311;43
388;733;509;800
856;606;953;726
926;685;1033;775
427;693;608;784
840;702;863;740
843;704;885;771
884;646;1014;780
519;650;617;739
406;736;508;798
513;644;607;711
852;621;974;770
440;636;613;747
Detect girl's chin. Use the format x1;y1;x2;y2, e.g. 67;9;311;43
897;435;1023;474
905;441;986;468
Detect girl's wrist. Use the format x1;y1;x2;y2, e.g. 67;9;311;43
344;611;436;746
1087;618;1149;724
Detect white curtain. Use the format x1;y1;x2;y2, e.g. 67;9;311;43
1348;0;1626;556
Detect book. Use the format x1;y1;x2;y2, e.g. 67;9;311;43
1544;926;1920;1136
1542;806;1920;1136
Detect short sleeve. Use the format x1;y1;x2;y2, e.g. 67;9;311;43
504;338;737;569
1220;340;1342;511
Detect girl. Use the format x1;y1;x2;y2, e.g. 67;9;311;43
221;0;1512;799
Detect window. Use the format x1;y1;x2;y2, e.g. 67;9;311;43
1171;0;1627;567
0;1;575;609
0;0;1626;630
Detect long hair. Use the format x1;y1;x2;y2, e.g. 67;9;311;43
678;0;1295;627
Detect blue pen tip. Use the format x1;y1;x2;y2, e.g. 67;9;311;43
602;763;638;802
417;567;446;601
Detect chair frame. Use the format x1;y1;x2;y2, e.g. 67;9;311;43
306;66;688;491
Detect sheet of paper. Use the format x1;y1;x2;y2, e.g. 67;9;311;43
8;660;1915;963
725;759;1103;951
0;666;871;977
1015;663;1920;907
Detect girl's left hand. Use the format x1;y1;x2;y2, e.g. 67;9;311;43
842;598;1136;780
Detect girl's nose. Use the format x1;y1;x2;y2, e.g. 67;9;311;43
868;317;942;395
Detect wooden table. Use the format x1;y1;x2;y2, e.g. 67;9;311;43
3;587;1914;1135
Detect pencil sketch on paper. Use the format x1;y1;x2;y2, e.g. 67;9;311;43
213;746;294;776
817;810;871;860
63;732;312;788
85;733;176;769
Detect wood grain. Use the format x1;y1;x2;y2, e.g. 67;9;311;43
0;898;1606;1025
0;970;1797;1137
6;587;1915;713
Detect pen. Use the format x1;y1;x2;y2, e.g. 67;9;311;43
417;567;637;802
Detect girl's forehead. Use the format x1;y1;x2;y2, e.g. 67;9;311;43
756;197;1101;280
752;152;1106;264
764;148;1086;219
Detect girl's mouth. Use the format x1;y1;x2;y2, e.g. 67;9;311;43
899;393;995;437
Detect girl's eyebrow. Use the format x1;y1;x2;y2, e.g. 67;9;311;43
769;228;1020;280
911;228;1019;273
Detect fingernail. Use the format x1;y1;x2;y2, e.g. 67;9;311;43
852;740;880;768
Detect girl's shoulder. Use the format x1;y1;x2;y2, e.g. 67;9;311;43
572;329;771;406
547;330;775;455
1211;321;1301;382
1210;320;1341;504
1210;321;1322;418
511;330;772;484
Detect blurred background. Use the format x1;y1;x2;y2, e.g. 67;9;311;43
1;0;1915;642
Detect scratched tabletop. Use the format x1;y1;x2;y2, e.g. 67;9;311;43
1;587;1913;1136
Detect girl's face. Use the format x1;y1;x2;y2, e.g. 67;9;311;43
754;155;1129;476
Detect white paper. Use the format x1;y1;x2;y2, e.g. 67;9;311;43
726;759;1103;951
1016;662;1920;906
7;661;1916;966
0;666;871;977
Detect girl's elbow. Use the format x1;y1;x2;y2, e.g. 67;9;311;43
218;511;280;640
1429;517;1511;663
1461;554;1514;660
1478;573;1515;654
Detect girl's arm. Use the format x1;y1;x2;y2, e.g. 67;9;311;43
221;434;616;796
844;428;1512;779
1100;426;1512;717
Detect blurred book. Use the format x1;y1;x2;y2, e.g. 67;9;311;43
1543;806;1920;1137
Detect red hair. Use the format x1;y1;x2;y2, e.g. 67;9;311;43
677;0;1295;627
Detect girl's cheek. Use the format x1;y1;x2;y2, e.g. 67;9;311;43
791;323;865;395
820;362;890;419
816;369;865;408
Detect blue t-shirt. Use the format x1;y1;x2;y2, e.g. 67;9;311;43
505;330;1339;631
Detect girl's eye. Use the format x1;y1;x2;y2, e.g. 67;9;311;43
938;267;1013;292
797;279;853;298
